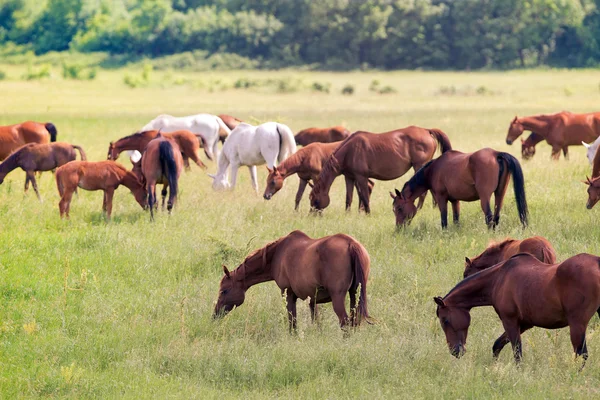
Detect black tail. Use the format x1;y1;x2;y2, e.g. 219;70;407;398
45;123;57;142
497;152;528;227
429;128;452;154
159;141;178;205
349;242;372;325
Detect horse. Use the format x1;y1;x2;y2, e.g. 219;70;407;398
519;133;544;160
0;142;86;200
506;112;600;160
390;148;528;229
0;121;57;160
463;236;556;278
56;160;147;220
434;253;600;365
209;122;296;192
294;126;351;146
141;134;183;220
309;126;452;214
213;230;372;331
218;114;243;134
263;142;375;210
140;114;231;161
583;175;600;209
582;136;600;164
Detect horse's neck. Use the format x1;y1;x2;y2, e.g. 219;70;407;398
446;270;497;309
115;137;143;153
314;156;341;193
278;152;303;177
0;151;20;178
520;116;551;136
524;133;544;145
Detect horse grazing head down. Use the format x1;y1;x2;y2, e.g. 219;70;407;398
263;166;283;200
309;187;330;211
389;188;417;226
506;116;524;145
520;138;536;159
213;265;246;318
208;173;231;191
434;297;470;358
584;176;600;209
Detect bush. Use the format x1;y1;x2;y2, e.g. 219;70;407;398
341;84;354;95
0;70;6;80
22;64;51;80
369;79;380;92
378;85;397;94
311;81;331;93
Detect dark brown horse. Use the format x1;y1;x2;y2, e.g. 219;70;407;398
0;142;86;200
218;114;242;137
0;121;57;160
435;253;600;364
141;134;183;220
391;148;528;229
263;142;374;210
506;112;600;160
519;133;544;160
464;236;556;278
583;175;600;209
309;126;452;213
56;160;147;220
213;230;372;331
295;126;351;146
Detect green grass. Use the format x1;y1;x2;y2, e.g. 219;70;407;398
1;66;600;398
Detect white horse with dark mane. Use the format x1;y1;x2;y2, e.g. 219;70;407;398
209;122;296;192
141;113;231;161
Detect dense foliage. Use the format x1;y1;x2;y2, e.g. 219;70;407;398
0;0;599;69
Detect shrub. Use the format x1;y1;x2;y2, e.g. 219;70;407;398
369;79;380;92
311;81;331;93
22;64;51;80
341;84;354;95
378;85;397;94
0;70;6;80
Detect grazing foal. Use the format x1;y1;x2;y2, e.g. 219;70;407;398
294;126;351;146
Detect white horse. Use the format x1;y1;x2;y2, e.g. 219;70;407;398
583;138;600;164
209;122;297;192
140;114;231;161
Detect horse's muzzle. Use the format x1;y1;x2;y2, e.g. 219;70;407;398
263;193;272;200
450;343;465;358
506;139;513;145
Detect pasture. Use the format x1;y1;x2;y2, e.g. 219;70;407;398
1;67;600;398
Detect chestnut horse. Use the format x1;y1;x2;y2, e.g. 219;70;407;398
309;126;453;213
0;121;57;160
506;112;600;160
56;160;147;220
263;142;374;210
218;114;243;136
583;175;600;209
0;142;86;200
295;126;351;146
213;230;372;331
519;133;544;160
463;236;556;278
434;253;600;365
141;134;183;220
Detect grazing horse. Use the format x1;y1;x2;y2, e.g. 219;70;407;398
141;134;184;220
583;175;600;209
263;142;374;210
309;126;452;213
519;133;544;160
294;126;351;146
463;236;556;278
209;122;296;192
141;114;230;161
0;121;57;160
0;142;86;200
218;114;243;135
506;112;600;160
56;160;147;220
391;148;528;229
434;253;600;365
213;230;372;331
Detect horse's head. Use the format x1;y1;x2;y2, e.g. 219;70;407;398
263;167;283;200
506;116;524;145
390;188;417;226
309;185;330;211
213;265;245;318
107;142;117;160
208;173;230;191
463;257;488;278
434;297;470;358
584;176;600;209
520;138;536;160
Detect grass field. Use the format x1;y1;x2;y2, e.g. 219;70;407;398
1;66;600;398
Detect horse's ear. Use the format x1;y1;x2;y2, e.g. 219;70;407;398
583;176;593;185
465;257;472;267
433;296;446;307
395;188;402;198
513;116;518;123
222;265;231;278
582;141;591;149
266;167;273;173
308;181;314;188
273;166;277;173
389;191;396;200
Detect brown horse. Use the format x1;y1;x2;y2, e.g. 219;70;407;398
464;236;556;278
435;253;600;364
218;114;242;137
56;160;147;220
506;112;600;160
0;121;57;160
295;126;351;146
263;142;374;210
391;148;528;229
0;142;86;200
519;133;544;160
141;134;183;220
309;126;453;213
583;175;600;209
213;230;372;331
107;129;207;168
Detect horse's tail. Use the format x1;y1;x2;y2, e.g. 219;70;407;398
45;123;57;142
276;123;297;163
349;241;372;325
72;145;87;161
497;152;528;227
215;116;231;144
159;141;178;201
429;128;452;154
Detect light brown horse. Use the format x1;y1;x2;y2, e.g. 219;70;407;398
213;230;372;331
309;126;453;213
506;112;600;160
141;134;184;220
0;121;57;160
464;236;556;278
218;114;242;137
435;253;600;365
391;148;528;229
263;142;374;210
56;160;147;220
0;142;86;200
295;126;351;146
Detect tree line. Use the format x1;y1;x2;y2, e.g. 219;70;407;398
0;0;599;69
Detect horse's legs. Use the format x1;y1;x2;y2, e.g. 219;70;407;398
344;176;354;211
551;146;561;160
493;172;511;227
295;179;309;211
479;197;493;228
229;163;240;190
331;294;350;328
438;199;449;229
502;320;523;362
309;296;318;323
569;323;589;362
24;173;30;192
349;288;357;326
26;171;41;201
59;189;74;219
451;200;460;224
182;154;190;171
248;165;258;194
104;188;115;220
563;146;569;160
493;325;532;359
354;177;371;214
161;184;168;210
147;183;156;220
285;289;298;333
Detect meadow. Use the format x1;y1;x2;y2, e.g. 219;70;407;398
1;66;600;398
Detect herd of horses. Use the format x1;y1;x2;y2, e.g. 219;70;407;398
3;109;600;366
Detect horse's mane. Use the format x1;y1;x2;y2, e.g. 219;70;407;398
117;130;155;141
237;237;284;277
311;154;341;194
401;160;434;194
484;237;514;252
